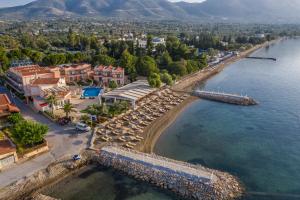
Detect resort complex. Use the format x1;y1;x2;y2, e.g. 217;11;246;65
0;2;297;199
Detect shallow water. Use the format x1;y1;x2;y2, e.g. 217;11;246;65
155;38;300;200
46;38;300;200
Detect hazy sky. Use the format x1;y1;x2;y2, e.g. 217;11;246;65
0;0;205;8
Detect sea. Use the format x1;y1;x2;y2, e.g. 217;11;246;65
44;38;300;200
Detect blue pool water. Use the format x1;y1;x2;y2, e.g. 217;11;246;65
82;87;102;98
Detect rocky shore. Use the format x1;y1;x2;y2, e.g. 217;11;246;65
96;146;244;200
0;151;94;200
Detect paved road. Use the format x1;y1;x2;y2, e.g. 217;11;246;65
0;87;91;188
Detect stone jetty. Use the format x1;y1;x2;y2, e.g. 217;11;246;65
193;90;257;106
96;146;243;200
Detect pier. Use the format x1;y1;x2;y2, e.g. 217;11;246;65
193;90;258;105
97;146;243;200
245;56;276;61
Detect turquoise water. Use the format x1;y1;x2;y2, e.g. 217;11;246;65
82;87;102;97
46;38;300;200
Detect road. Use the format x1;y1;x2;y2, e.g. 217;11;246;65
0;87;91;188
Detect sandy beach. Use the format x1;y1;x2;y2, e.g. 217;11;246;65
140;40;278;153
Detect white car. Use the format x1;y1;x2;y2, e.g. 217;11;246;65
76;122;91;132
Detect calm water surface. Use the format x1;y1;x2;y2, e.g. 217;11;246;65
46;38;300;200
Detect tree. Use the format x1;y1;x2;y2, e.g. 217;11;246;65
108;101;129;118
158;51;172;70
92;54;115;66
155;44;166;55
119;49;137;75
160;71;173;86
63;103;76;118
81;104;108;119
148;73;162;88
43;53;66;66
46;94;57;115
168;60;187;76
136;56;159;76
146;35;154;55
7;113;23;124
0;47;9;73
109;80;118;89
12;120;48;147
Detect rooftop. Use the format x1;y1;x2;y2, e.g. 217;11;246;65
10;65;52;76
95;65;124;72
0;140;16;155
31;78;60;85
102;80;156;102
0;94;20;115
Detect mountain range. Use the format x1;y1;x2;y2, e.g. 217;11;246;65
0;0;300;23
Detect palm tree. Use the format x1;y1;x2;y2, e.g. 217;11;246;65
46;94;57;115
63;102;76;118
81;103;108;119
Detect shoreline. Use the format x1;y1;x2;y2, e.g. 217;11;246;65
142;39;278;153
0;39;278;200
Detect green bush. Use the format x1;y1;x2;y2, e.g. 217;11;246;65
11;120;48;147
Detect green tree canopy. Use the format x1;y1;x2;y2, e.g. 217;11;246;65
136;56;159;76
12;120;48;147
109;80;118;89
148;73;162;88
168;60;187;77
119;49;137;75
157;51;172;70
92;54;115;66
160;71;173;86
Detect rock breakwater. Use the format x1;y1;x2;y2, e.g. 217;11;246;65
95;146;243;200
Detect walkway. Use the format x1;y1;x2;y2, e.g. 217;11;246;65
0;87;91;188
102;146;216;182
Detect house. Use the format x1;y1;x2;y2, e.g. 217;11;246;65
0;94;20;119
6;65;59;95
0;139;18;170
33;86;71;112
152;37;165;46
58;63;93;83
26;77;71;111
93;65;125;87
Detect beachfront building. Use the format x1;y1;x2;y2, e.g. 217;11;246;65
0;94;20;119
93;65;125;87
58;63;93;83
26;78;71;112
101;80;156;109
6;65;60;94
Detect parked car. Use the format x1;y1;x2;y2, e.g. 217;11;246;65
72;154;81;161
58;117;71;126
76;122;91;132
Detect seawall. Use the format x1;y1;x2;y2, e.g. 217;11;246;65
96;146;243;200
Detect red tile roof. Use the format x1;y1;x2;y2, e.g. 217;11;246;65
32;78;60;85
0;140;16;155
11;65;52;76
0;94;20;115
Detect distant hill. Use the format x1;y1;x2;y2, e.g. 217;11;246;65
0;0;300;23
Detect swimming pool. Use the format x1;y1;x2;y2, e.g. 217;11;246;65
82;87;103;98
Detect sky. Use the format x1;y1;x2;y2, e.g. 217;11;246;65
0;0;205;8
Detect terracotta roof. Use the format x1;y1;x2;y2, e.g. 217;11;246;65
0;94;20;114
0;140;16;155
11;65;52;76
32;78;60;85
60;63;92;70
95;65;124;72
